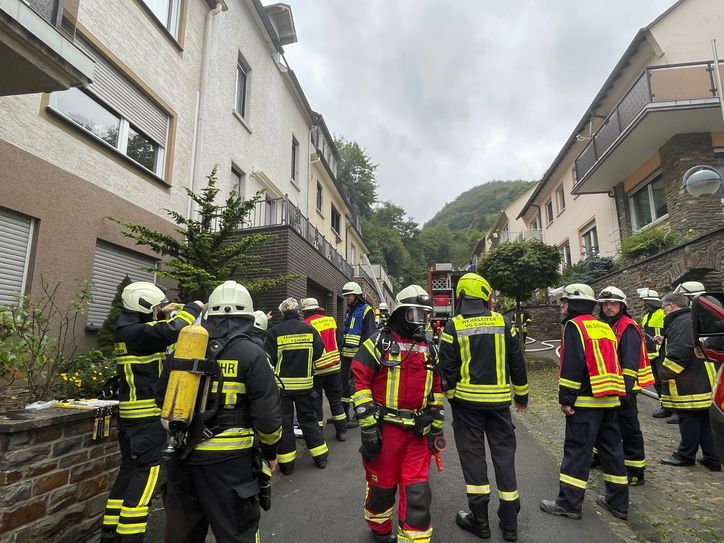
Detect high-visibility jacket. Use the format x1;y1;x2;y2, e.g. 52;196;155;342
304;312;342;375
641;308;665;361
266;314;325;392
558;314;625;409
342;301;375;358
157;319;283;464
659;308;718;410
438;310;528;409
351;330;443;432
609;314;655;391
113;304;200;422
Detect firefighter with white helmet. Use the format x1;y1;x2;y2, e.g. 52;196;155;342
638;288;670;418
340;281;376;426
596;287;654;485
377;301;390;329
438;273;527;541
673;281;706;299
160;280;282;543
249;309;269;348
541;283;628;521
351;284;444;543
101;282;203;543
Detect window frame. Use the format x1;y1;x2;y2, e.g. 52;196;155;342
316;181;324;214
235;54;250;119
559;239;572;269
555;185;566;214
331;204;341;236
231;166;246;200
545;198;554;226
49;87;166;178
628;171;668;231
579;221;599;259
291;136;299;184
139;0;182;40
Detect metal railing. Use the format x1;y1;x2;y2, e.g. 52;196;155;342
494;229;543;245
575;61;724;183
214;196;353;278
23;0;79;39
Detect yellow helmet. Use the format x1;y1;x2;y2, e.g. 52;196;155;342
456;273;492;302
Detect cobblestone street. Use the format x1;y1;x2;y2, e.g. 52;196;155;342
520;360;723;543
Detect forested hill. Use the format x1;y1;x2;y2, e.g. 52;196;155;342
424;180;536;232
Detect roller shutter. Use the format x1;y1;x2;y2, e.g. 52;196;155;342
86;241;156;329
0;208;34;306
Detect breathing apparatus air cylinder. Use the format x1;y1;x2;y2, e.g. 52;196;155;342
161;324;209;431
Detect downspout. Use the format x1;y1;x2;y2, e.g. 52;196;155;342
188;1;224;218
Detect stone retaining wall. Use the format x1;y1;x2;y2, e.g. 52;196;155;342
0;408;119;543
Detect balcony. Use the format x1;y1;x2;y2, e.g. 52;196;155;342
491;228;543;246
573;61;724;193
215;196;353;278
0;0;94;96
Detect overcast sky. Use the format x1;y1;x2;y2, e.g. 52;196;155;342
281;0;676;224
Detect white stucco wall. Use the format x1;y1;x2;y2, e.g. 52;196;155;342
650;0;724;65
0;0;207;219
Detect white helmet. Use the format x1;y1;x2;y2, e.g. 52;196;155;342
597;286;627;307
300;297;320;311
207;281;254;318
379;302;389;311
279;297;299;313
560;283;597;302
121;282;168;314
637;288;660;302
252;310;268;331
342;281;362;296
673;281;705;297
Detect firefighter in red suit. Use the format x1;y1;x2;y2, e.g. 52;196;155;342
351;285;444;543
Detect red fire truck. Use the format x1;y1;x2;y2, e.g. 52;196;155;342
427;263;466;337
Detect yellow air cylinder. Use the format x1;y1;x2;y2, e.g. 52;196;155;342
161;324;209;426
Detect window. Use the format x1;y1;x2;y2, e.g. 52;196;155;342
231;167;246;199
331;205;341;235
545;199;554;225
86;241;156;329
580;222;599;259
49;38;169;178
0;208;35;306
629;174;668;230
291;137;299;182
316;182;323;213
559;240;572;269
351;243;357;264
556;185;566;213
235;55;250;118
531;216;541;231
141;0;181;38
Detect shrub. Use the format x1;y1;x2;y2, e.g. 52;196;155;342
55;349;116;399
619;224;693;264
560;256;617;284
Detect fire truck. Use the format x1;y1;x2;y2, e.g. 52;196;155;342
427;263;466;337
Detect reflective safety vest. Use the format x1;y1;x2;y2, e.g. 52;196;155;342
641;308;665;361
304;314;341;375
560;315;625;398
440;312;528;407
610;315;655;389
342;303;373;358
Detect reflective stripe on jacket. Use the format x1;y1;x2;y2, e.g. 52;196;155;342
641;308;665;360
342;302;374;358
266;315;325;392
610;315;655;390
304;314;342;375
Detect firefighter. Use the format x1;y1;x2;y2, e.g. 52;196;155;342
673;280;706;300
101;282;203;543
639;288;669;419
377;302;390;329
438;273;528;542
596;287;655;485
250;310;269;349
300;297;348;441
540;283;629;521
160;280;282;543
341;281;376;426
266;297;328;474
658;293;721;471
351;285;444;543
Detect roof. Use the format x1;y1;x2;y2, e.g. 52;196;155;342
516;0;684;219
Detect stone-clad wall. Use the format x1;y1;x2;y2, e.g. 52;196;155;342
0;409;119;543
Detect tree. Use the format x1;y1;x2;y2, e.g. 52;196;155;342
95;275;132;357
478;238;561;317
334;136;378;217
113;167;292;300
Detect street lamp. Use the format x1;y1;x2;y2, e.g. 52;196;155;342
682;165;723;198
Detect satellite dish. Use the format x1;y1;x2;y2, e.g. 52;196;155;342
682;165;722;197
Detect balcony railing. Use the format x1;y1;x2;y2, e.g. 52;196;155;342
214;197;353;278
574;61;724;183
494;229;543;245
23;0;78;38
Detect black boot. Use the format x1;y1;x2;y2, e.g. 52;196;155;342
279;461;295;475
651;407;672;418
499;520;517;541
314;454;328;469
373;533;397;543
455;511;490;539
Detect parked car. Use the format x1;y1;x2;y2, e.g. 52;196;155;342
690;293;724;460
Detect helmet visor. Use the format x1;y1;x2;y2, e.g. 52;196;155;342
405;307;430;326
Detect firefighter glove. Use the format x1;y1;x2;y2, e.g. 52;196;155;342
359;424;381;462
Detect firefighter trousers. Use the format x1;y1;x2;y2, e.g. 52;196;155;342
163;453;260;543
362;424;433;543
675;409;721;464
278;392;328;469
101;420;167;543
619;394;646;478
558;408;628;514
313;371;347;435
340;356;355;419
450;403;520;531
